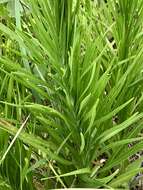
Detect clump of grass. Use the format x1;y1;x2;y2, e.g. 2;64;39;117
1;0;143;189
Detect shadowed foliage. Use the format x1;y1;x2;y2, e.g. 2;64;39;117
0;0;143;189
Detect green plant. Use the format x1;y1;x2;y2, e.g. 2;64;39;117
0;0;143;189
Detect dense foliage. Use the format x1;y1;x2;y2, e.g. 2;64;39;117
1;0;143;189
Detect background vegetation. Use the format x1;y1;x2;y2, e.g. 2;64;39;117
0;0;143;189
